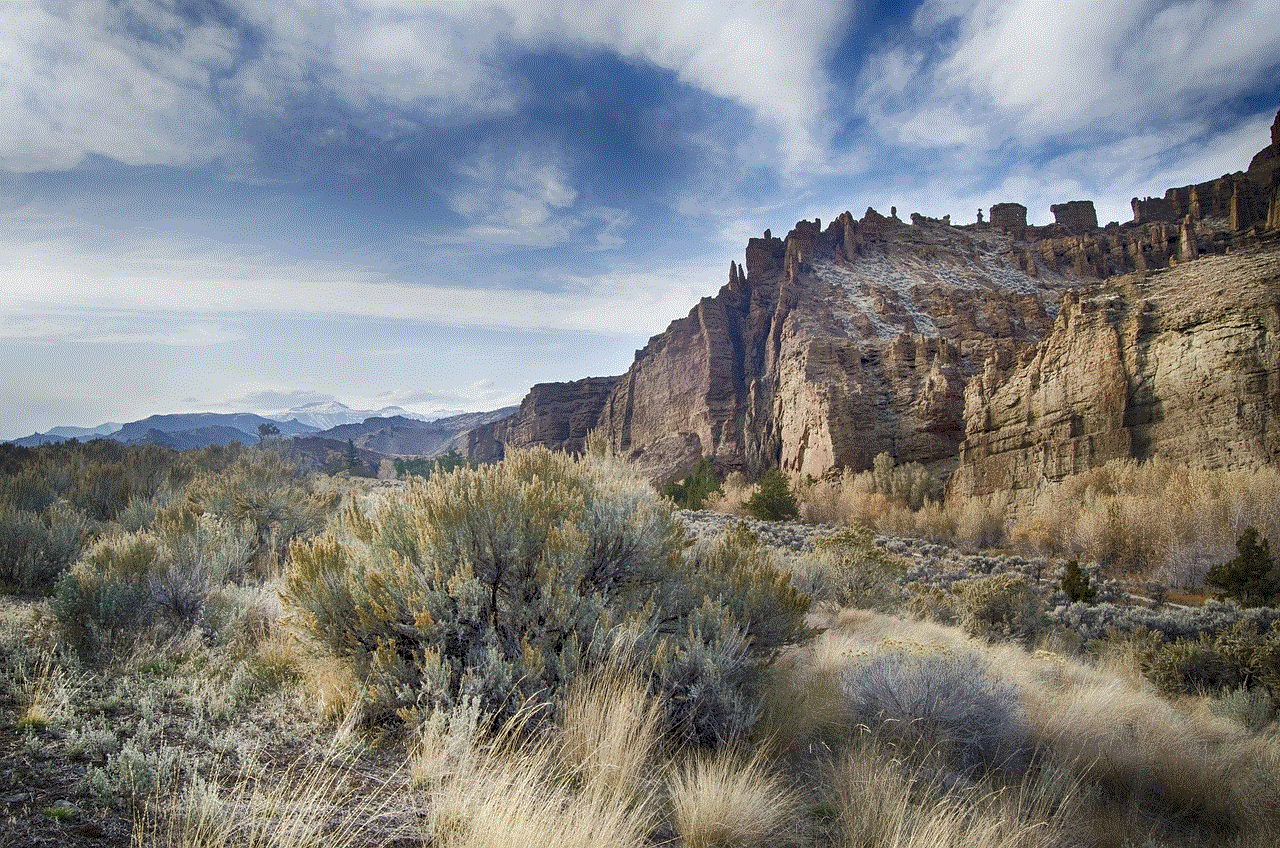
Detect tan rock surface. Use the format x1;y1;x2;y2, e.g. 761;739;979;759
951;248;1280;500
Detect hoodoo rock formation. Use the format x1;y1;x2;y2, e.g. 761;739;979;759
467;112;1280;488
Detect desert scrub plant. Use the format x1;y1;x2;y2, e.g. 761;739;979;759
1140;618;1280;704
0;500;92;592
744;468;799;522
952;574;1045;647
664;459;722;511
282;447;809;745
840;646;1031;781
52;512;251;660
792;525;907;611
1059;560;1096;604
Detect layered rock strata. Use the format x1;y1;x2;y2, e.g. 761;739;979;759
463;111;1280;488
951;248;1280;500
465;375;620;462
594;211;1080;482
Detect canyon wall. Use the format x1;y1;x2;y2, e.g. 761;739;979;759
950;248;1280;499
465;375;620;462
464;111;1280;488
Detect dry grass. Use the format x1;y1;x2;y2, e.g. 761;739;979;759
706;470;755;516
558;671;665;807
793;457;1280;583
828;744;1075;848
769;608;1280;847
667;748;799;848
135;759;407;848
416;705;659;848
1009;458;1280;585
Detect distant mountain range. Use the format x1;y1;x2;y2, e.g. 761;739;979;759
7;403;517;461
263;400;443;430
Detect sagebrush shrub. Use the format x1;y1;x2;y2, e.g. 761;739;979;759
53;512;251;660
840;647;1030;779
952;574;1044;646
1141;619;1280;704
282;448;810;745
0;502;91;592
792;526;906;611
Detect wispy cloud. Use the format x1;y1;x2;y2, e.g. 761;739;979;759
0;231;711;338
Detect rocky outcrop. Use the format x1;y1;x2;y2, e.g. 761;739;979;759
466;376;620;462
1050;201;1098;233
594;211;1081;482
467;110;1280;489
1134;111;1280;235
951;248;1280;500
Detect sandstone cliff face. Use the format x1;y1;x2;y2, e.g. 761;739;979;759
467;376;620;462
594;211;1089;482
951;248;1280;500
466;111;1280;487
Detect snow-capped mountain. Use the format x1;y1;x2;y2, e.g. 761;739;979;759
267;401;438;430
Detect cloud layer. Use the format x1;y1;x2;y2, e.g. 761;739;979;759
1;0;1277;436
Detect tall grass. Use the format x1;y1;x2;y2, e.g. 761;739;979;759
790;456;1280;584
667;749;798;848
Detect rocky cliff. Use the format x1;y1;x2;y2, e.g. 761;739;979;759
466;111;1280;487
466;376;620;462
594;211;1081;483
950;247;1280;500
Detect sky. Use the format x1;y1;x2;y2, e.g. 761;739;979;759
2;0;1278;438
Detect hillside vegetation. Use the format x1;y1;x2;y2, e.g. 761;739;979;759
1;443;1279;847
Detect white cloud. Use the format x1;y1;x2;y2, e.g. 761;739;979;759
0;1;238;171
496;0;851;170
865;0;1280;152
0;232;710;338
0;1;853;177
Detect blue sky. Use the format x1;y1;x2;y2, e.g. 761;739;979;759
2;0;1278;438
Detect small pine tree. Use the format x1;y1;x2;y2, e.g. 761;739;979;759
1207;527;1276;607
664;459;721;510
745;468;798;522
1061;560;1096;603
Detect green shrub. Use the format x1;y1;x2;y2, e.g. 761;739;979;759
1061;560;1096;604
792;526;906;611
54;531;160;659
951;574;1044;646
52;513;250;660
664;459;722;511
0;502;91;592
282;448;809;745
744;469;798;522
1207;527;1276;607
1142;619;1280;704
869;451;941;510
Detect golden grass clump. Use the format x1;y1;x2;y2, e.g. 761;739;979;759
667;748;798;848
413;683;662;848
135;760;405;848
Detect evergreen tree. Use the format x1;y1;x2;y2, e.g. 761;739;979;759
1207;527;1276;606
